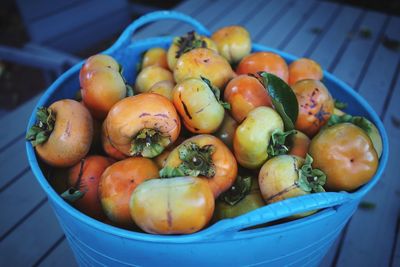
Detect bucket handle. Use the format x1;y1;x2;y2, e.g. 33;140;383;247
106;10;210;54
201;191;354;239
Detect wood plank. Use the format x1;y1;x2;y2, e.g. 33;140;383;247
0;171;45;239
330;11;388;87
0;95;40;150
37;238;77;267
392;219;400;267
0;139;29;190
244;0;289;42
132;0;212;39
16;0;81;22
338;17;400;266
309;5;363;69
28;0;129;44
0;203;64;266
257;0;316;48
283;1;340;57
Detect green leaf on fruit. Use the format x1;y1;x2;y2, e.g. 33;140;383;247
159;166;185;178
177;142;216;178
334;99;348;110
201;76;230;110
327;114;373;135
26;107;55;146
267;129;296;157
259;72;298;130
297;154;326;193
176;31;207;58
220;175;252;206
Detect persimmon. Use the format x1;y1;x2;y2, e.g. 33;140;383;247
26;99;93;167
288;58;323;86
105;93;181;158
65;156;114;220
309;123;378;191
173;77;225;134
161;134;237;198
99;157;159;226
236;52;289;83
140;47;168;70
211;25;251;64
224;74;272;123
292;79;334;137
130;177;214;234
288;130;310;158
135;66;174;94
167;31;218;70
214;112;238;150
174;48;235;89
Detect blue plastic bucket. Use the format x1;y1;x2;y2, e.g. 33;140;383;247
26;11;389;266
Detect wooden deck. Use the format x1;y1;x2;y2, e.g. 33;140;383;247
0;0;399;266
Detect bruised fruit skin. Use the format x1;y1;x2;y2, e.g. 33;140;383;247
33;100;93;167
173;78;225;134
211;25;251;64
224;74;272;123
135;66;174;94
174;48;235;89
68;156;114;220
288;58;323;86
292;79;334;137
309;123;378;191
162;134;238;198
233;107;284;169
141;47;168;69
130;177;214;234
81;68;127;119
79;54;120;86
99;157;159;226
148;80;175;101
105;93;181;158
236;52;289;83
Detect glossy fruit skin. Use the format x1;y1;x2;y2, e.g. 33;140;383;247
236;52;289;83
79;54;119;85
81;68;126;119
173;78;224;133
99;157;159;226
167;35;218;70
130;177;214;234
259;155;307;203
211;25;251;64
213;178;265;221
164;134;238;198
68;155;114;220
141;47;168;69
148;80;175;101
288;130;310;159
214;112;238;149
135;65;174;94
288;58;323;86
174;48;235;89
105;93;181;156
224;74;272;123
309;123;378;191
292;79;334;137
101;119;127;160
233;107;284;169
36;99;93;167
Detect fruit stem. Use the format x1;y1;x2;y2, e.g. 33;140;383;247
26;107;56;146
297;154;326;193
130;128;170;158
220;175;252;206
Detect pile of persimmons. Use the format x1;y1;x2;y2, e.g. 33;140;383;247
27;26;382;235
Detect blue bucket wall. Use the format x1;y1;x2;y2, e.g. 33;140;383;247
26;11;388;266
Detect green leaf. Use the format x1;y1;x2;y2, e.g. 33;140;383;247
334;99;348;110
177;142;216;178
259;72;299;130
267;129;296;157
159;166;185;178
220;175;252;206
326;114;373;135
297;154;327;193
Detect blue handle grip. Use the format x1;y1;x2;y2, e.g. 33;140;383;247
202;191;354;239
107;10;210;53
